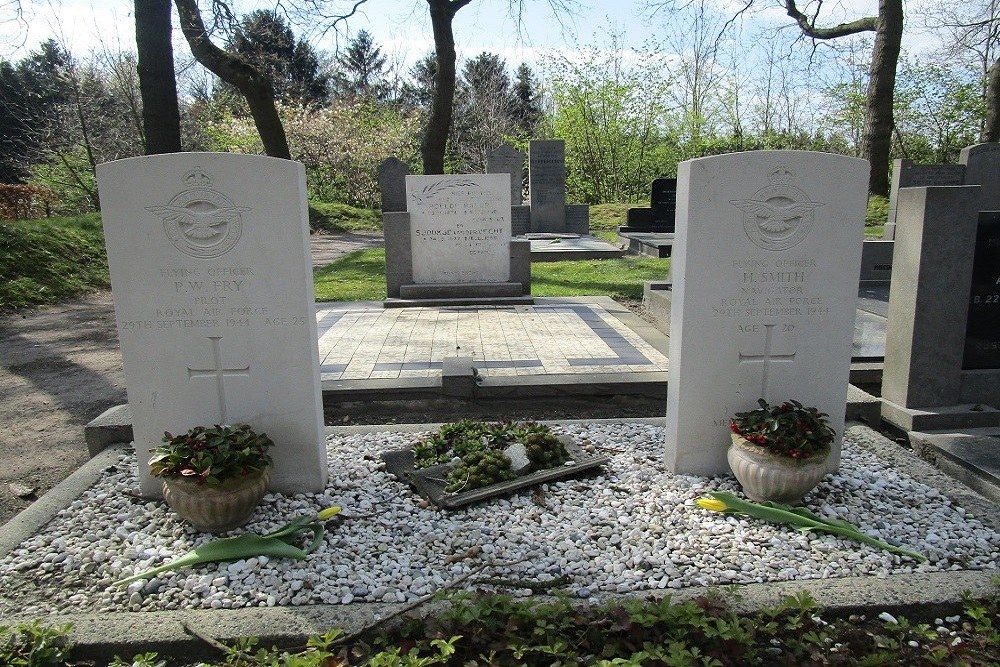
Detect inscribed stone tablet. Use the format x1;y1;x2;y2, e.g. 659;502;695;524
529;140;566;232
665;151;868;476
96;153;326;497
406;174;511;284
963;213;1000;370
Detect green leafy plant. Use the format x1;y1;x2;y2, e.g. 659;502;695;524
149;423;274;486
413;421;570;493
730;398;835;459
0;621;74;667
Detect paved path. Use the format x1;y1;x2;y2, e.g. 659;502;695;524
316;297;668;382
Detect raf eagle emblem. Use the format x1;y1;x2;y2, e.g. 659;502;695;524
730;168;823;250
147;168;250;259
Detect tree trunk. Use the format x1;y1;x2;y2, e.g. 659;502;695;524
985;58;1000;143
135;0;181;154
860;0;903;197
422;0;471;174
174;0;290;159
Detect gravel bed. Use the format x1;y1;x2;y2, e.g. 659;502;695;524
1;422;998;615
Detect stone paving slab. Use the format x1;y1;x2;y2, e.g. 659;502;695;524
316;297;668;383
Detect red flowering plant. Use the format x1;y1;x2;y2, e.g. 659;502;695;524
729;399;835;459
148;424;273;486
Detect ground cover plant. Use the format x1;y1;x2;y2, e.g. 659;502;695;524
4;587;998;665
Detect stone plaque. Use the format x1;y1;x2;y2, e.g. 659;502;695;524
665;151;868;476
963;212;1000;370
96;153;327;497
405;174;511;284
528;140;566;232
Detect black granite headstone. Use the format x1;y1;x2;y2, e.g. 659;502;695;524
963;212;1000;370
650;178;677;232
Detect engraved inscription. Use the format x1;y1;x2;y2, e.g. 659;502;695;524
186;336;249;423
731;168;823;251
147;168;250;259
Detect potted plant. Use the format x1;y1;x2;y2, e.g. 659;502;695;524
727;399;835;504
149;423;274;532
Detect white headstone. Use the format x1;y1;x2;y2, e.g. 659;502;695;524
97;153;327;497
665;151;868;476
405;174;511;284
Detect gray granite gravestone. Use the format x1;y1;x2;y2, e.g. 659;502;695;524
886;160;965;240
881;186;1000;430
487;142;526;205
961;143;1000;211
377;157;410;213
665;151;868;476
96;153;327;497
528;140;567;232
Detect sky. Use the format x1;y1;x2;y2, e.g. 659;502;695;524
2;0;932;73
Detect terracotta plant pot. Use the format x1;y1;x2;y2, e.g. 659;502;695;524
162;468;269;532
726;434;829;504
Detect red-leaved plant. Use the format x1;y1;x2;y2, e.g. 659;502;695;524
729;399;835;459
149;424;273;486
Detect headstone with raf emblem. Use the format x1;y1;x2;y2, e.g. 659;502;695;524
97;153;327;497
665;151;868;476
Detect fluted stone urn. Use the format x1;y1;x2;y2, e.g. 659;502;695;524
727;434;829;504
162;468;269;532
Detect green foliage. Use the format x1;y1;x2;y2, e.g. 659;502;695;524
308;202;382;233
8;592;1000;665
0;621;74;667
149;424;274;486
413;420;569;493
283;101;421;207
0;214;108;310
546;39;672;204
730;398;835;459
866;195;889;227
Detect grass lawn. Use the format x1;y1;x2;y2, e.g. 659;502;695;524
313;247;669;303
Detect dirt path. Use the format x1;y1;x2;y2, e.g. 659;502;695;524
0;232;382;526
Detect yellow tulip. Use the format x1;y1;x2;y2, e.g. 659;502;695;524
317;506;343;520
696;497;728;512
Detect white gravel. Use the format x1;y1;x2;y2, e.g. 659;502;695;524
1;422;998;615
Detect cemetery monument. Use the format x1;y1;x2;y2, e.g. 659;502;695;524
97;153;328;497
665;151;869;476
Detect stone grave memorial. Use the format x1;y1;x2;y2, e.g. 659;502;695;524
96;152;327;497
621;178;678;233
665;151;869;476
383;173;532;305
885;142;1000;240
880;186;1000;431
377;156;410;213
527;140;590;235
486;142;530;236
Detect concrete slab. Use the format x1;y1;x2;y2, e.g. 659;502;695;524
526;234;624;261
908;427;1000;503
619;232;674;257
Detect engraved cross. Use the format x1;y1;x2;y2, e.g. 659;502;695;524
187;336;249;423
738;324;796;398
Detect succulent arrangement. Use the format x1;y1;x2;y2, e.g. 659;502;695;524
413;420;570;493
